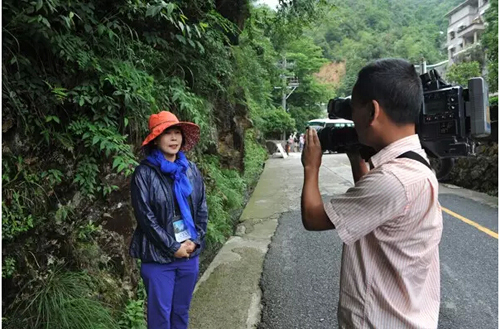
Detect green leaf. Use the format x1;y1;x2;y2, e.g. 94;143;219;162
112;157;121;169
166;3;176;15
124;117;129;128
146;5;162;17
41;17;51;28
117;163;127;173
199;22;208;31
97;24;105;35
92;136;99;145
36;0;43;11
194;25;201;38
195;41;205;53
175;35;186;44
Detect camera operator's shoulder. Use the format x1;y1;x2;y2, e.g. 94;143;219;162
385;159;436;186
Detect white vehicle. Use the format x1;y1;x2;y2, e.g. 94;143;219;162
307;118;355;130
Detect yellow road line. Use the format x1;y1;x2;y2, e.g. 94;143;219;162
441;206;498;239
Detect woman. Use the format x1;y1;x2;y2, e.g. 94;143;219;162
129;111;208;329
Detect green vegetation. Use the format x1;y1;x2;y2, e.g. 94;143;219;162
243;129;270;187
3;0;494;327
308;0;463;96
482;0;498;92
446;61;482;87
1;0;329;326
6;271;119;329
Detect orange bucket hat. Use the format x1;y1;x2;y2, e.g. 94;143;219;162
142;111;200;152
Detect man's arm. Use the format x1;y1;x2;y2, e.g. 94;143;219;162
347;152;369;183
301;128;335;231
324;169;408;245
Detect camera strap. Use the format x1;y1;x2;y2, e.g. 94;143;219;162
396;151;432;171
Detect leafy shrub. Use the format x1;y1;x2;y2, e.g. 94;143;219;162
198;155;246;247
445;61;481;87
244;129;269;187
118;299;146;329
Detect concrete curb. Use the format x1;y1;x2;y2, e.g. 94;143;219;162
188;153;304;329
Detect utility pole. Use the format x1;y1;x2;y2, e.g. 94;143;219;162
275;57;300;112
275;57;299;140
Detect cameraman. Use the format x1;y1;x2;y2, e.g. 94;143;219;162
301;58;442;329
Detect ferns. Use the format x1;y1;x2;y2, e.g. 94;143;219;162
2;0;270;327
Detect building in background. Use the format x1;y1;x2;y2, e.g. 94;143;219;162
445;0;490;63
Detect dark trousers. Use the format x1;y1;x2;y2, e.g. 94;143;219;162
141;257;199;329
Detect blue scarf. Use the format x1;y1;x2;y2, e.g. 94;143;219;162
147;149;197;241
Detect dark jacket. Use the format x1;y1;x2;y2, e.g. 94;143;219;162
129;159;208;263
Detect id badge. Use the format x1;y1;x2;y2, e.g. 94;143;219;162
173;216;191;243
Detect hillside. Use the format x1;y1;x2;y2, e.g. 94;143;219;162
308;0;464;95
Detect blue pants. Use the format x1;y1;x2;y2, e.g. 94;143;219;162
141;257;199;329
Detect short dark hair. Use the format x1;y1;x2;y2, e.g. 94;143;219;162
352;58;423;124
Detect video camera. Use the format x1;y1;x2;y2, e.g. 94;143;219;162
317;69;491;178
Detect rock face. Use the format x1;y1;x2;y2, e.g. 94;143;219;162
445;143;498;196
213;96;253;171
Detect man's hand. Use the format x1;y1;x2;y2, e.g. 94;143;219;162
300;128;334;231
302;128;322;172
345;147;369;183
345;146;361;161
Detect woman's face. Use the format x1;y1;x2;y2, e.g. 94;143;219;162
156;127;183;158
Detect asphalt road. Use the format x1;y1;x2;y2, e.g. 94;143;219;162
259;153;498;329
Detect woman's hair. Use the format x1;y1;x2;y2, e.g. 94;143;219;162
142;126;186;156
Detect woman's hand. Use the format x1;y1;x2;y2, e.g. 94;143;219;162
174;240;196;258
183;240;196;253
174;243;191;258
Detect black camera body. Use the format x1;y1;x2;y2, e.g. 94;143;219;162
318;69;491;173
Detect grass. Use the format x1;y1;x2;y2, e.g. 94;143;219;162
7;270;120;329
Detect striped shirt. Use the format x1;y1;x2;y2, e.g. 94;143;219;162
324;134;443;329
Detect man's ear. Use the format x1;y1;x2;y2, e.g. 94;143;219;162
369;100;381;126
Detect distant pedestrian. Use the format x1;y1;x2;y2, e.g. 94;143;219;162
130;111;208;329
299;134;305;152
288;135;295;153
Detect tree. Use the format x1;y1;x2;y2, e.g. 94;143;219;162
262;109;296;138
482;0;498;92
446;61;482;87
283;37;332;131
306;0;463;97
